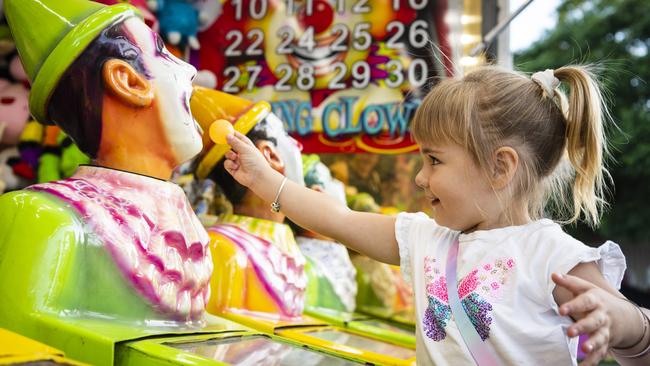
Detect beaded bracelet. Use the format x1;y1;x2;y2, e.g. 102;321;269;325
610;298;650;359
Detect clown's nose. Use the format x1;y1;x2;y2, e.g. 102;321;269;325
297;0;334;35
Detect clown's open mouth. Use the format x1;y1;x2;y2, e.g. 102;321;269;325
287;33;350;76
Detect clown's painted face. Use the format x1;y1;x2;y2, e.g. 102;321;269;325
264;113;305;186
124;18;203;164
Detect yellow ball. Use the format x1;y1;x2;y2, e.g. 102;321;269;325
209;119;235;145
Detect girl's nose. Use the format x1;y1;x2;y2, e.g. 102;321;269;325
297;0;334;35
414;169;427;189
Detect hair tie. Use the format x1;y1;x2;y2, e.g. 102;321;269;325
531;69;560;98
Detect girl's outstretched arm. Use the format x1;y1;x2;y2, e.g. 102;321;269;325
224;131;400;265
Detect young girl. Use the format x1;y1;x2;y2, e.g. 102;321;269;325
223;65;650;366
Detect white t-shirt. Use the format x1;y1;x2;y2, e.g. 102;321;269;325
395;213;626;366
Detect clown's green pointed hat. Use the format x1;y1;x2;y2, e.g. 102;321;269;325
3;0;140;124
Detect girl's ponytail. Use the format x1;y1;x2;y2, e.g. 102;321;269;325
553;66;610;227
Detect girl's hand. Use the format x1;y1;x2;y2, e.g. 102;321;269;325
552;273;619;366
224;131;272;189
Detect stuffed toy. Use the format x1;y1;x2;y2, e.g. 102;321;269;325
0;78;30;146
9;55;28;87
0;146;30;193
0;0;14;62
38;125;90;183
13;120;42;182
150;0;203;49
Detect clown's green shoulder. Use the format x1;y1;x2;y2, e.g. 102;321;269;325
0;187;156;326
0;0;216;363
0;166;215;361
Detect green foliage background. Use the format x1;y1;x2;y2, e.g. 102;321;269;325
515;0;650;245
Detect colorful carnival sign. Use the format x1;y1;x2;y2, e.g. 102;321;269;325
197;0;454;154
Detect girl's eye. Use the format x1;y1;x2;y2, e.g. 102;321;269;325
429;155;441;165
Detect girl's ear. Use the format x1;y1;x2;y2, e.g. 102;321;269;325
255;140;285;174
491;146;519;190
103;59;154;108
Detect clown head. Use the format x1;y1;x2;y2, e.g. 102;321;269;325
120;17;203;162
48;16;202;167
191;86;303;186
302;154;346;205
262;112;304;186
205;114;305;208
5;0;203;175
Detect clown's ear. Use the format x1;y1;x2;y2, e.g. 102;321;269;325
103;59;154;108
255;140;285;175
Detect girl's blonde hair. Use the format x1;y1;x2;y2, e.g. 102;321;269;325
411;66;610;227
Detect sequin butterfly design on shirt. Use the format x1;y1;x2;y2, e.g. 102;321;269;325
422;256;516;341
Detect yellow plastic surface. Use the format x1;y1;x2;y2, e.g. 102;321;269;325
219;310;326;335
278;326;417;366
0;328;86;365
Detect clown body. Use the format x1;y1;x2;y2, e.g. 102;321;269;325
191;87;357;318
299;236;358;313
352;254;416;324
0;166;211;324
298;155;358;313
346;193;416;325
192;93;310;320
0;0;217;362
204;214;307;319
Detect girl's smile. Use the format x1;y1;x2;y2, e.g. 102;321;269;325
426;195;440;206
